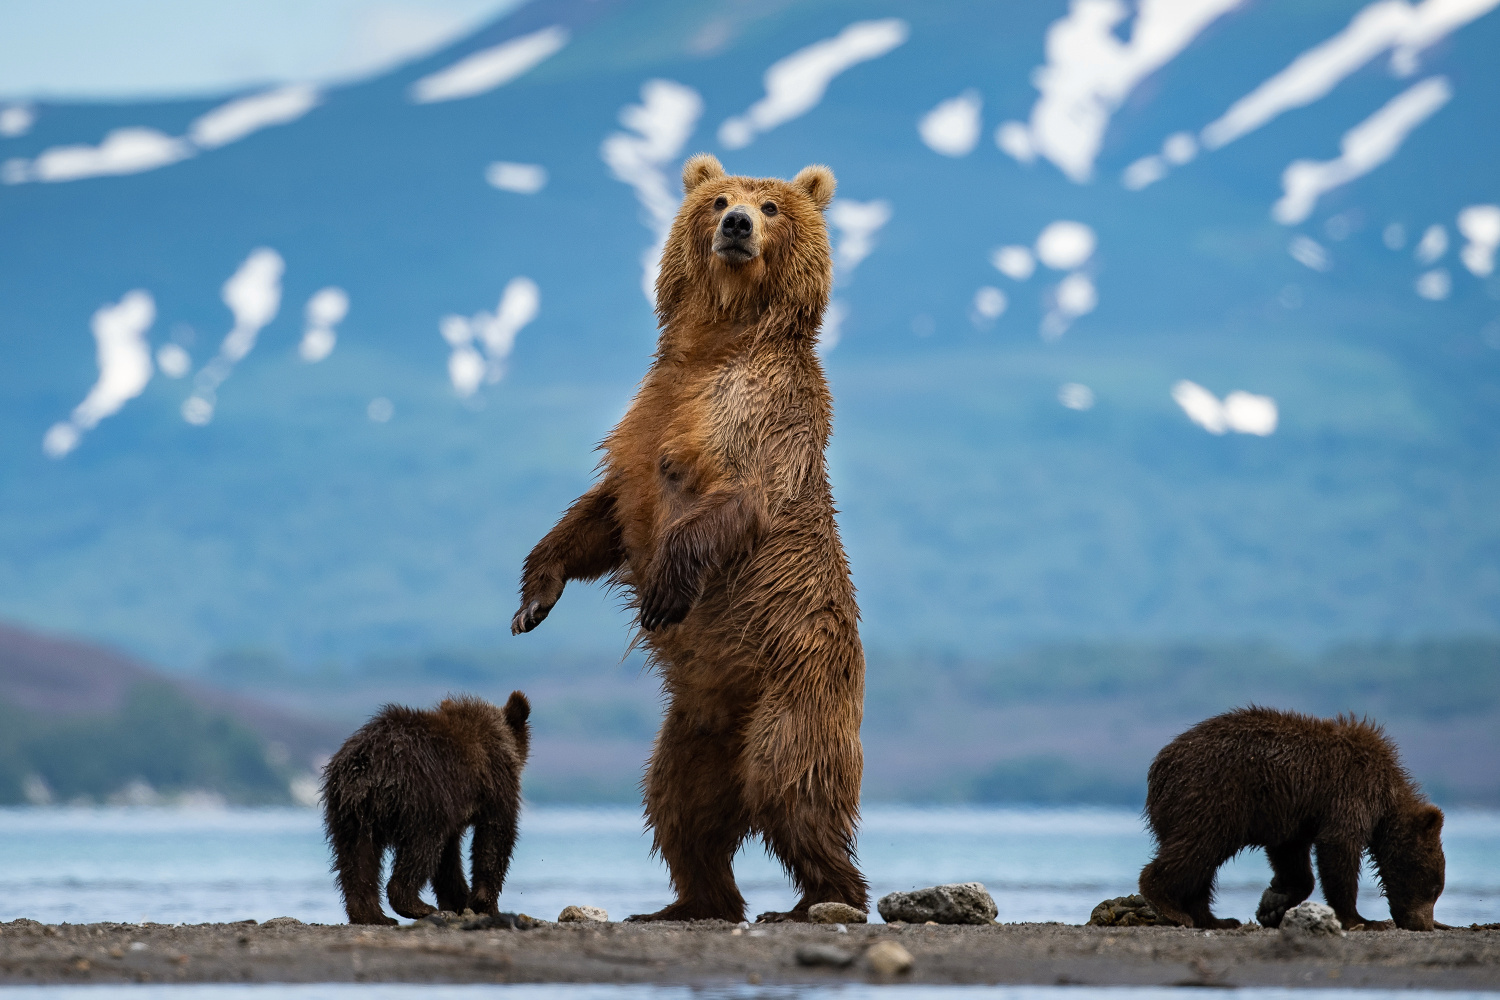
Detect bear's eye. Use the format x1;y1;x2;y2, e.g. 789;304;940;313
762;201;778;216
713;196;728;211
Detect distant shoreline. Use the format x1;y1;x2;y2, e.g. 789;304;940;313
2;918;1497;988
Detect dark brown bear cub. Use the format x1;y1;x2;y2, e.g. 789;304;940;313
322;692;530;925
1140;707;1444;931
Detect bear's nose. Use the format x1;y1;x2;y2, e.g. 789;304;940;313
720;209;753;240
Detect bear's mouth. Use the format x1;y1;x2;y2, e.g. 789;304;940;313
712;234;760;264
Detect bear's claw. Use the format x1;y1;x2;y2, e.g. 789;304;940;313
511;600;550;635
638;584;693;631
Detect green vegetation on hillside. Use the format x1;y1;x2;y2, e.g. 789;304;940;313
0;682;292;805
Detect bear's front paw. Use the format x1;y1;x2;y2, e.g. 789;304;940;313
638;579;695;631
511;598;553;635
1256;887;1293;928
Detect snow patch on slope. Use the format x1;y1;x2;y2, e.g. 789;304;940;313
919;90;982;157
1202;0;1497;151
43;291;156;458
3;83;320;184
441;277;539;397
1001;0;1245;182
718;19;908;150
410;25;569;103
183;249;285;426
1272;76;1451;225
602;80;704;303
1172;380;1278;435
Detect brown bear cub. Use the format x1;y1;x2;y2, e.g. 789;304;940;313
1140;707;1444;931
512;154;868;923
322;692;530;925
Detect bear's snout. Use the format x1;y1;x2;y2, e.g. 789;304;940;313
721;209;753;240
713;206;760;263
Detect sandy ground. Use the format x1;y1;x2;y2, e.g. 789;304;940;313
2;918;1499;989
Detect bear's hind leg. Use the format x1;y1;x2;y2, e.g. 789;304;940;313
630;707;749;923
331;829;395;926
469;810;519;916
743;690;868;923
756;804;868;923
433;832;470;914
387;835;443;920
1257;841;1314;927
1141;846;1237;928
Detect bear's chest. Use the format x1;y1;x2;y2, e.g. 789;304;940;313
610;357;777;520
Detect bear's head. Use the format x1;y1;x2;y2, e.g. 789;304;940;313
656;153;836;326
1377;801;1445;931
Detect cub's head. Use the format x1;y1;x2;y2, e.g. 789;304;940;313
1381;802;1445;931
656;153;835;322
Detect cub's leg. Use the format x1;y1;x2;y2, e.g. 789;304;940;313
1257;840;1314;927
469;809;519;916
1315;840;1379;929
629;706;750;922
432;832;470;914
330;828;395;926
513;483;622;634
386;834;443;919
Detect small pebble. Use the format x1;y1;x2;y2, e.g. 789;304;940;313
808;902;867;924
865;940;914;975
796;943;855;968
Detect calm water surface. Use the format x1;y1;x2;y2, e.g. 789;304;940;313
0;806;1495;927
0;988;1497;999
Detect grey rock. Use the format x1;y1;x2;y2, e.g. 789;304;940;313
877;883;997;925
261;917;304;928
460;912;542;931
808;902;867;924
558;905;608;923
1280;902;1343;937
795;944;855;968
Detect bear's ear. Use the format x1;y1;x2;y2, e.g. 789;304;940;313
682;154;725;194
1420;804;1444;834
793;164;836;210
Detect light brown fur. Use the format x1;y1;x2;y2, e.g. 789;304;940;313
513;154;867;922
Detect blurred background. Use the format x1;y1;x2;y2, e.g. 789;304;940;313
1;0;1498;815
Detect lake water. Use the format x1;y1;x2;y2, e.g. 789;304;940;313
0;806;1495;928
0;989;1498;1000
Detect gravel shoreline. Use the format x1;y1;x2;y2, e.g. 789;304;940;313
2;918;1498;989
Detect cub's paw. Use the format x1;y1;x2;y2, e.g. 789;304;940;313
511;598;554;635
638;580;695;631
1256;888;1293;928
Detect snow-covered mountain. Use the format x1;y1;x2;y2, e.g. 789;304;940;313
2;0;1499;668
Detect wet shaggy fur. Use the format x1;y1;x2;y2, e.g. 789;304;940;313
1140;707;1445;931
512;154;867;922
321;692;530;925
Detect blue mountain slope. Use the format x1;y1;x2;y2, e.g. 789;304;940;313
1;0;1498;667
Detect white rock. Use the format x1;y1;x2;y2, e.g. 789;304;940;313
1280;901;1343;936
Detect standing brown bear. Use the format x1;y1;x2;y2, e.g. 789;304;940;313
321;692;530;925
1140;707;1445;931
511;153;867;922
